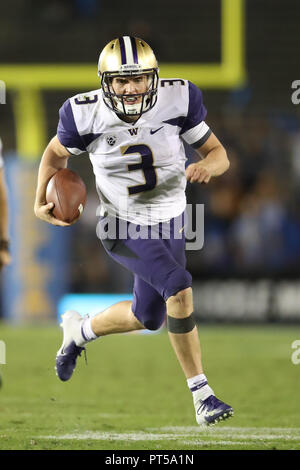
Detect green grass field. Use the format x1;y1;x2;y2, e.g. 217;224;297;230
0;322;299;450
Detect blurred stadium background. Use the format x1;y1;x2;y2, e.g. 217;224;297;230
0;0;300;324
2;0;300;452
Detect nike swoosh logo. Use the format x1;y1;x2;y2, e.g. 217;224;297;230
150;126;164;135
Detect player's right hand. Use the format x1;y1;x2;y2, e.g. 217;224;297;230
34;202;71;227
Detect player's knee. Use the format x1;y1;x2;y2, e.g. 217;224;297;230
172;287;192;304
166;287;193;317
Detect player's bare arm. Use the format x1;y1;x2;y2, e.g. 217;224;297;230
185;132;230;184
34;135;72;226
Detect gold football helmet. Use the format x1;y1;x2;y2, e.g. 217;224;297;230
98;36;159;116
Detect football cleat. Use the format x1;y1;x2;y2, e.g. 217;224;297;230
55;310;86;382
195;395;234;426
56;341;86;382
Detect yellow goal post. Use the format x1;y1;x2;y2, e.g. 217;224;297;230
0;0;246;159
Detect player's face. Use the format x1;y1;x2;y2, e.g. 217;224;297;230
111;75;148;106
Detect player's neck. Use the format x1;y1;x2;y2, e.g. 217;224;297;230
117;114;141;125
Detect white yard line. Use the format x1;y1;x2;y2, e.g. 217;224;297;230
155;426;300;433
181;440;257;447
39;427;300;443
40;432;194;441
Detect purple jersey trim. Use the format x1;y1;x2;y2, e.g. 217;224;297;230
81;132;102;148
57;99;86;152
163;116;186;128
57;99;102;152
191;129;212;149
162;82;207;137
180;82;207;134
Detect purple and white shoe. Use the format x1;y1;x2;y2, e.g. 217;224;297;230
195;395;234;425
55;310;86;382
56;341;86;381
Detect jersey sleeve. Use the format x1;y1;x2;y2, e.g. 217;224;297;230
180;82;212;148
57;99;87;155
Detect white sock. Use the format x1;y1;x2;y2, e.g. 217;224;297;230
81;316;98;343
187;373;214;401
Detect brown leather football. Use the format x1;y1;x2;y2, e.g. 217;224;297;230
46;168;87;223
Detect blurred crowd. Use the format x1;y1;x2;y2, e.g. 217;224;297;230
186;106;300;279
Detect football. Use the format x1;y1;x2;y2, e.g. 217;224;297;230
46;168;87;223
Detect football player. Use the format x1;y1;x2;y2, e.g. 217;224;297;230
34;37;233;426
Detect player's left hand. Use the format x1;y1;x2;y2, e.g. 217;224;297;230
185;163;212;184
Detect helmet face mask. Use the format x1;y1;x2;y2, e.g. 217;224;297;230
102;70;159;116
98;37;159;117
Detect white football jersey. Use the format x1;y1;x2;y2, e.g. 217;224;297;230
57;78;211;225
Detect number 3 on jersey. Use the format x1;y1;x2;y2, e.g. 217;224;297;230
122;144;157;195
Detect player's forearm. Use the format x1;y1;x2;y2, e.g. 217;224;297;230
35;141;69;207
197;145;229;177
